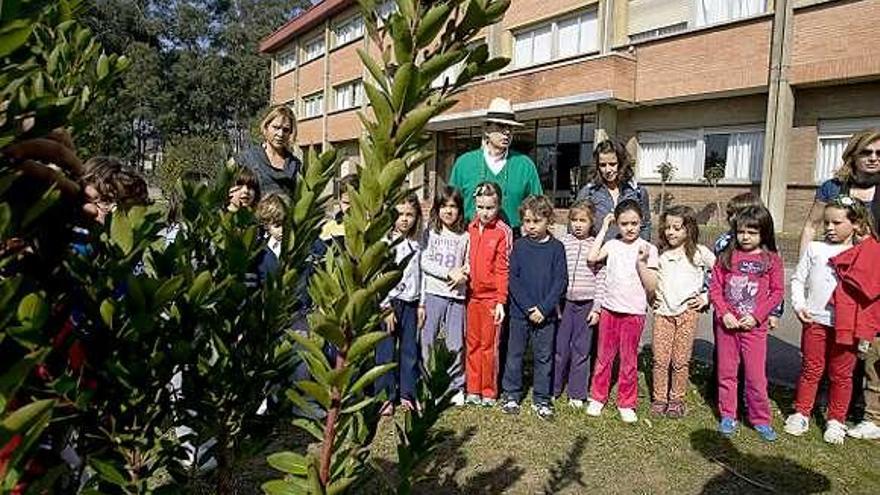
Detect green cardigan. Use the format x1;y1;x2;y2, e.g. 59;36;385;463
448;149;543;228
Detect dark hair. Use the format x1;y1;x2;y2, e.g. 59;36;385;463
81;156;149;208
429;186;465;234
659;205;700;264
724;192;762;223
474;181;502;203
233;166;261;204
614;198;643;220
825;196;877;241
395;192;423;240
590;139;634;185
719;205;777;270
339;173;359;196
518;195;555;223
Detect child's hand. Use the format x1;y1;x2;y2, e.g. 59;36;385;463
858;339;871;355
384;311;397;334
768;315;779;330
417;306;426;330
587;311;600;326
493;303;505;326
738;314;758;330
722;313;740;330
527;307;544;325
686;294;709;311
794;309;811;324
447;267;467;288
602;213;615;229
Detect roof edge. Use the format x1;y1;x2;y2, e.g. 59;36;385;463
260;0;356;54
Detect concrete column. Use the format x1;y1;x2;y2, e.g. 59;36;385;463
321;19;331;150
594;103;618;144
612;0;630;48
761;0;794;230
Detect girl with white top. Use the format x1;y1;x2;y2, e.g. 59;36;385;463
785;197;875;443
651;206;715;418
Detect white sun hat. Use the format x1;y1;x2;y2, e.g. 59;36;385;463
483;97;523;127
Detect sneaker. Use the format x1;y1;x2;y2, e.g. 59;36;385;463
501;399;521;415
718;417;738;437
532;403;554;420
568;398;585;409
481;397;497;408
823;420;847;445
650;401;667;416
848;420;880;440
665;401;687;419
400;398;420;413
783;412;810;436
755;424;777;442
379;401;394;417
451;391;466;406
618;407;638;423
464;394;482;406
585;399;604;417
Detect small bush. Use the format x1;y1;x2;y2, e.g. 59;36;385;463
155;134;228;197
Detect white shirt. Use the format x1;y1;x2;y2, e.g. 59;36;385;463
655;245;715;316
482;146;507;175
600;238;659;315
791;241;852;327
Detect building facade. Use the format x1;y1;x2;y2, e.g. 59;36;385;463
260;0;880;232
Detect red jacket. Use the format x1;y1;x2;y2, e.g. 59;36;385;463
830;237;880;345
467;217;511;305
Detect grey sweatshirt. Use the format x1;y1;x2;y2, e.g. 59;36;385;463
420;228;470;302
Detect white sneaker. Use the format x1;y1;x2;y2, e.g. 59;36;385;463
585;399;604;417
618;407;638;424
848;420;880;440
568;398;584;409
823;420;847;445
784;413;810;436
451;390;465;406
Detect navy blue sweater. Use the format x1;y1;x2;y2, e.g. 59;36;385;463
509;236;568;321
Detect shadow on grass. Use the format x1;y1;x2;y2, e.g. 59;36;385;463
369;425;525;494
541;434;588;494
690;429;830;494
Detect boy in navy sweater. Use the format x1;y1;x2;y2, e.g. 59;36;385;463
501;195;568;419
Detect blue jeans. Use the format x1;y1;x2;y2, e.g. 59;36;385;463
502;317;556;405
375;299;420;402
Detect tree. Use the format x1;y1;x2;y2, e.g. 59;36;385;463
703;153;726;225
264;0;513;492
655;161;676;218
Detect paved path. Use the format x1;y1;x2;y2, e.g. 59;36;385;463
640;264;802;386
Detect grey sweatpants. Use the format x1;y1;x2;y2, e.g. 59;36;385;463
421;293;466;391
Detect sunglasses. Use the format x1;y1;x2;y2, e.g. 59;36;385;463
857;148;880;158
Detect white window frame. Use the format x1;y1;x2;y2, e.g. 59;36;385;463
303;36;325;62
636;125;765;182
333;15;364;47
816;117;880;183
333;79;364;111
512;9;599;68
274;48;297;74
302;92;324;119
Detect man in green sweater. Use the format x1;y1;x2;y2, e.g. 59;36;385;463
448;98;543;230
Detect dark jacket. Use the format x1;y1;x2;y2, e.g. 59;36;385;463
236;145;301;198
575;180;651;241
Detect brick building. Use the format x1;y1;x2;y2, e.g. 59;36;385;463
260;0;880;232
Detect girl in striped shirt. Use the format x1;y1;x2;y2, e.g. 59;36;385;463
554;200;605;408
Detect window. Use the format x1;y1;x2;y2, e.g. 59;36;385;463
513;10;598;67
629;22;688;43
302;92;324;118
637;127;764;181
431;41;484;88
333;15;364;47
304;36;325;62
377;0;397;23
334;80;363;111
694;0;766;27
275;48;297;74
816;117;880;182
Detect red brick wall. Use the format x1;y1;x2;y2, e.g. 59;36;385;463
790;0;880;85
327;111;361;142
328;42;363;84
298;59;325;96
634;18;772;102
501;0;597;29
298;118;322;144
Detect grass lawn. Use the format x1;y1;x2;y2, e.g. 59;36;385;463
205;360;878;494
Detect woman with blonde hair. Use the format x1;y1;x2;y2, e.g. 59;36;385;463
235;105;301;197
800;129;880;254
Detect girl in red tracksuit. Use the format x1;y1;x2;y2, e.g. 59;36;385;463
465;181;511;407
